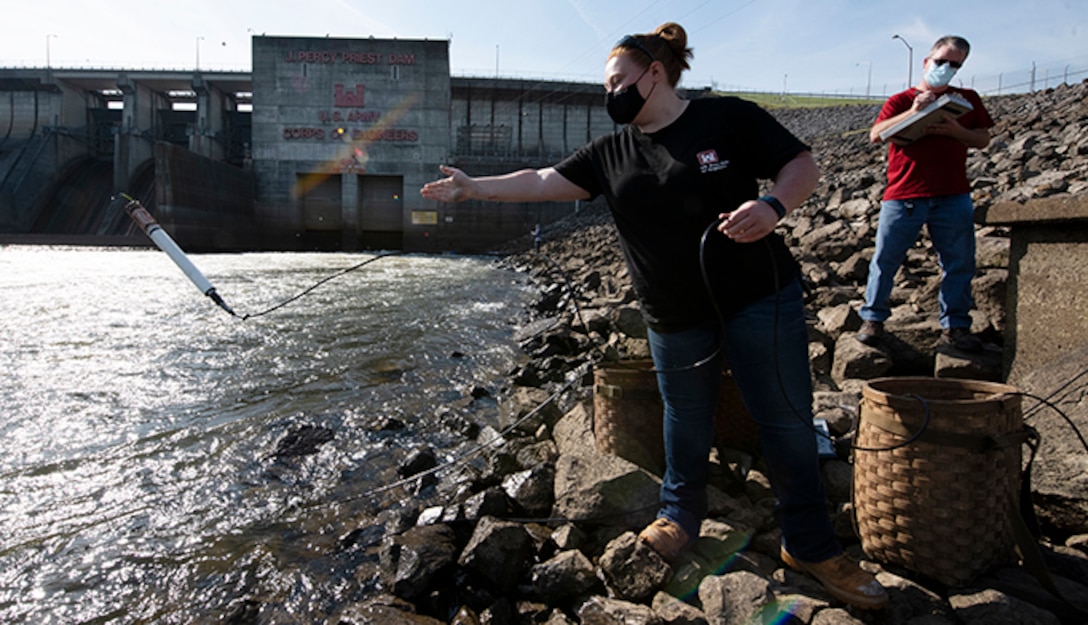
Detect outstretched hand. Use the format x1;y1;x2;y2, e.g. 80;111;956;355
421;165;472;203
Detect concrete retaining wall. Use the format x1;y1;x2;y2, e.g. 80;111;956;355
984;194;1088;383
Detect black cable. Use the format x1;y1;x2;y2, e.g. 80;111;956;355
314;232;725;508
1013;390;1088;456
300;360;592;509
849;394;936;453
238;251;406;320
1022;366;1088;420
241;220;1086;515
752;229;931;453
240;245;600;512
531;249;612;364
524;223;723;375
277;224;723;513
530;211;1084;458
500;502;661;526
610;219;727;377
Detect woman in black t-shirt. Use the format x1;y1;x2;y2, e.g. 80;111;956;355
421;22;888;610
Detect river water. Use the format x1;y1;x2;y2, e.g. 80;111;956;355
0;246;538;623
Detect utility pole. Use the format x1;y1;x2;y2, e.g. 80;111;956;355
46;33;57;70
858;60;872;99
892;34;913;88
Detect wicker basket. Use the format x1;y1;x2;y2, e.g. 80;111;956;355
854;377;1025;586
592;360;759;475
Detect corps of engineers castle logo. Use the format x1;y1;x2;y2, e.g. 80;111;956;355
697;149;730;174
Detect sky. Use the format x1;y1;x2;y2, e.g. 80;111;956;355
2;0;1085;98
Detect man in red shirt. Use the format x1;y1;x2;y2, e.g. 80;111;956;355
857;35;994;352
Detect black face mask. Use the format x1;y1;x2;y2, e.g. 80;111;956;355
606;67;653;125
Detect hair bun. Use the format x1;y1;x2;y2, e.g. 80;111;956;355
654;22;688;51
650;22;693;74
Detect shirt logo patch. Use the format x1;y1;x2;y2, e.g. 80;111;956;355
697;149;730;173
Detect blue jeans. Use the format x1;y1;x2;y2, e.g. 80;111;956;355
647;279;840;562
860;194;976;329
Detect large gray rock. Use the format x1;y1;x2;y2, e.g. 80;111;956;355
552;402;597;457
872;568;960;622
542;608;578;625
502;463;555;516
378;524;460;601
525;549;600;600
576;596;663;625
816;303;862;340
597;532;673;603
831;333;892;383
461;485;513;520
336;594;445;625
811;607;866;624
799;221;861;263
613;305;648;339
697;570;774;625
551;453;660;530
516;439;559;469
974;564;1088;622
457;516;536;593
934;345;1004;381
650;591;708;625
948;588;1061;625
501;386;564;433
976;234;1011;269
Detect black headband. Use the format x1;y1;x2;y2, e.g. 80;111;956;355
615;35;656;63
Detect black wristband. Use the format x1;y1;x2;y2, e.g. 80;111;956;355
758;195;787;220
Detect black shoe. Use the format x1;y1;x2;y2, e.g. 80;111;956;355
856;320;884;346
940;327;983;352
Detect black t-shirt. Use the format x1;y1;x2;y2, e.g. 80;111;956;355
554;96;807;331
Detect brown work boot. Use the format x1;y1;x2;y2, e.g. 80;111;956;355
940;327;983;352
781;546;889;610
856;320;884;346
638;517;693;560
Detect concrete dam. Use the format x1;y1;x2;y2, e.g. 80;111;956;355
1;35;658;252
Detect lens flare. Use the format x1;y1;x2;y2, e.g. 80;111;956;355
292;92;422;200
753;598;803;624
665;530;752;601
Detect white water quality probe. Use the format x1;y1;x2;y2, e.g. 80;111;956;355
119;194;408;320
119;194;238;317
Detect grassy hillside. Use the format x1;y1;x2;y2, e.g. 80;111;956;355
715;91;885;109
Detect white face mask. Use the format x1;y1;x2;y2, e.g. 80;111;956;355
924;61;958;88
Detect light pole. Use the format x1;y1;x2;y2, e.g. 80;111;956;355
196;36;205;70
46;33;57;69
857;60;872;99
892;34;913;88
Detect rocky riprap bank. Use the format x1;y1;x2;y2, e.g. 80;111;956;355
274;83;1088;625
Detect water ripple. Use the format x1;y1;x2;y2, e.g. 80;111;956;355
0;247;534;623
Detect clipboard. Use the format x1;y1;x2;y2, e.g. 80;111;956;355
878;92;974;143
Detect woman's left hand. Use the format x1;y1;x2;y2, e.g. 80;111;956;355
718;199;779;243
